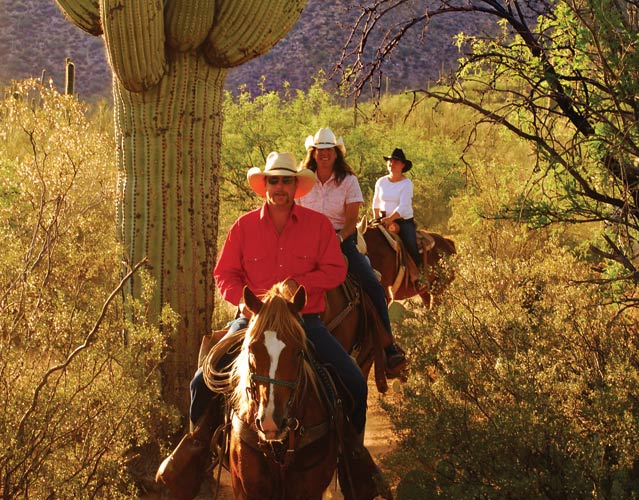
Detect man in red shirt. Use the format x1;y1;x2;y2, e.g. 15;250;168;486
190;151;368;436
159;152;388;500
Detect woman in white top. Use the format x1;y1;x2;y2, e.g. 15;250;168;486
298;128;406;373
373;148;420;267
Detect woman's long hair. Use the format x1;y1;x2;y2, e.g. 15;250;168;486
301;147;355;185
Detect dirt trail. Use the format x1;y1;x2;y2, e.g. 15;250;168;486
148;375;400;500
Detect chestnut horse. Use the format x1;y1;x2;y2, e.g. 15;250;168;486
206;283;338;500
156;279;393;500
358;219;456;309
323;275;392;393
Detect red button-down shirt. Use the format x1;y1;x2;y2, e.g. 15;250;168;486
214;203;347;314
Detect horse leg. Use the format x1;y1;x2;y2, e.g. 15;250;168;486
230;438;273;500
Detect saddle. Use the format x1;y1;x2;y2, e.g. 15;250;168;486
377;224;434;294
324;274;392;394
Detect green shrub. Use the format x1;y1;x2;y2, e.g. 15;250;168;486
387;226;639;498
0;80;176;499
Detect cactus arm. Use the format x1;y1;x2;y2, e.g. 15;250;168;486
203;0;306;67
164;0;216;52
54;0;102;35
100;0;167;92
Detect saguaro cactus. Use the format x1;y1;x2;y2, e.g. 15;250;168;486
54;0;307;415
64;58;75;95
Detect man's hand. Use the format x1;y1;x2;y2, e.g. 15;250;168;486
280;279;300;300
238;301;254;319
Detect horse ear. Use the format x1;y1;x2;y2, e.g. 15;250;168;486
243;286;263;315
289;285;306;314
356;229;367;255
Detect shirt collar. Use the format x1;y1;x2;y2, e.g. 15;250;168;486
259;202;300;222
314;171;336;185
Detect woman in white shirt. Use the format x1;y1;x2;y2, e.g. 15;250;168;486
298;128;406;373
373;148;420;267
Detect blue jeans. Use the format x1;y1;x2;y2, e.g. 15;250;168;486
190;314;368;434
302;314;367;434
341;234;393;336
397;218;420;266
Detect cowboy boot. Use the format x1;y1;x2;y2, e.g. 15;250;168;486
384;343;407;376
156;400;220;500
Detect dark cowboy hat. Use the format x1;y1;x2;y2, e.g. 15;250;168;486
383;148;413;172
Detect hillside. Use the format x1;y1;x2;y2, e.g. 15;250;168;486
0;0;491;100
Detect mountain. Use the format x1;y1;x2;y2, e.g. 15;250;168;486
0;0;490;100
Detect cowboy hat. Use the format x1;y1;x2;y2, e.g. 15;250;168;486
304;127;346;156
247;151;316;199
383;148;413;172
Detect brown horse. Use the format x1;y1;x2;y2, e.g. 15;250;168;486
358;219;456;309
323;275;392;393
155;280;392;499
210;283;338;500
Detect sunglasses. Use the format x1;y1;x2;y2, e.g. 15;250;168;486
267;176;295;185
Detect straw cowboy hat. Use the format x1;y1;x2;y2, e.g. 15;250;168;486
383;148;413;172
247;151;316;199
304;127;346;156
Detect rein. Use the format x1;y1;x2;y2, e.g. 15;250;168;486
251;373;298;390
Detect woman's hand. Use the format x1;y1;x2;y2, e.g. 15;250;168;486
381;216;399;233
238;301;254;319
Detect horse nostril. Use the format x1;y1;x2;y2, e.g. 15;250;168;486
255;417;263;432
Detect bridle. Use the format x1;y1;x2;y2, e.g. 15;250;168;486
246;348;307;468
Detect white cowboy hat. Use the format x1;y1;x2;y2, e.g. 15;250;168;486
247;151;316;199
304;127;346;156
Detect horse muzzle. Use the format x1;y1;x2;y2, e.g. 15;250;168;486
255;416;286;442
255;415;298;443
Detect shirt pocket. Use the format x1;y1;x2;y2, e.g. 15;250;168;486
243;253;269;271
289;254;315;275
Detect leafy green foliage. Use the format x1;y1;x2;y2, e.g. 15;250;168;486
4;52;638;497
387;226;639;498
220;76;467;234
340;0;639;283
0;80;175;498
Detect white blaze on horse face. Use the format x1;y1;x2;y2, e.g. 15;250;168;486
260;330;286;433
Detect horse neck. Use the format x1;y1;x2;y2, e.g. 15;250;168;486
365;227;398;284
